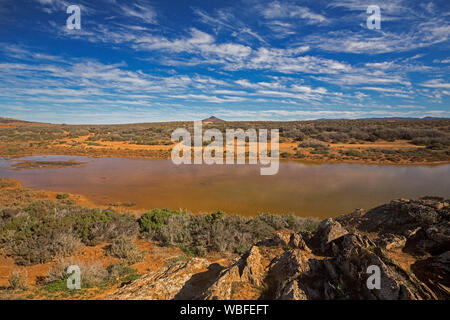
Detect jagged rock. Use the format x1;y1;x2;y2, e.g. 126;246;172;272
404;221;450;256
107;257;211;300
289;233;311;252
202;246;265;300
357;198;443;235
335;208;365;233
108;197;449;301
330;232;376;257
377;233;407;250
424;222;450;252
273;231;291;246
411;251;450;299
269;232;437;300
277;280;307;300
332;240;434;300
270;231;311;252
270;250;315;299
313;218;348;254
418;196;448;211
337;198;449;257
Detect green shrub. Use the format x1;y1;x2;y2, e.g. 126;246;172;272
69;209;139;245
139;208;186;235
0;203;138;265
106;263;139;282
340;149;362;157
105;235;145;265
42;279;69;293
145;212;320;256
3;217;81;266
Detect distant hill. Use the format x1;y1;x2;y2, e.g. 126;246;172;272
202;116;225;123
1;116;447;126
0;117;31;124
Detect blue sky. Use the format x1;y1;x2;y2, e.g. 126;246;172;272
0;0;449;124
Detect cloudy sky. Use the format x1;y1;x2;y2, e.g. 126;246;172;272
0;0;449;123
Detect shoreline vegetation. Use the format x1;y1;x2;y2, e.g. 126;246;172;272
11;160;87;170
0;178;319;299
0;178;448;300
0;117;449;165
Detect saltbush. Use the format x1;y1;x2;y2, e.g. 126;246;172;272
0;202;139;265
145;211;320;256
105;235;145;265
138;208;186;235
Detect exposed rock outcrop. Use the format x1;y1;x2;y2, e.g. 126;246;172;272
202;246;266;300
109;197;449;300
108;258;212;300
312;218;348;254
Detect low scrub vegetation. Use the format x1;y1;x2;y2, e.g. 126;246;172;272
39;259;140;294
0;195;320;266
105;235;145;265
139;209;320;256
0;119;448;163
8;270;28;290
0;201;138;265
43;259;108;289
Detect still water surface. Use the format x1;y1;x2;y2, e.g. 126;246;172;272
0;155;448;218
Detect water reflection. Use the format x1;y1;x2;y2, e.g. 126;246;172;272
0;155;448;218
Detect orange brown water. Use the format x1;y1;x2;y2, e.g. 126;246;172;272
0;155;448;218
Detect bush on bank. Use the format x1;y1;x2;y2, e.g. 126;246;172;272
0;200;320;266
0;201;138;265
139;209;320;256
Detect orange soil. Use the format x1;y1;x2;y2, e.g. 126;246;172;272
0;179;234;299
331;140;421;149
386;247;417;271
3;134;441;165
0;179;100;209
0;243;119;288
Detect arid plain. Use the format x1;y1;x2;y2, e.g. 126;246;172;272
0;117;449;300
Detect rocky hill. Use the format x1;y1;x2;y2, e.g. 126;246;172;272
202;116;225;123
108;197;449;300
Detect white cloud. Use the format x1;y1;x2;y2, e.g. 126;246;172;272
420;79;450;89
433;58;450;64
314;72;411;86
133;28;252;61
119;2;157;24
306;24;450;54
193;8;267;44
2;1;449;122
261;1;327;24
35;0;70;13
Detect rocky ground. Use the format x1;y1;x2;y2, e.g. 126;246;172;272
108;197;449;300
